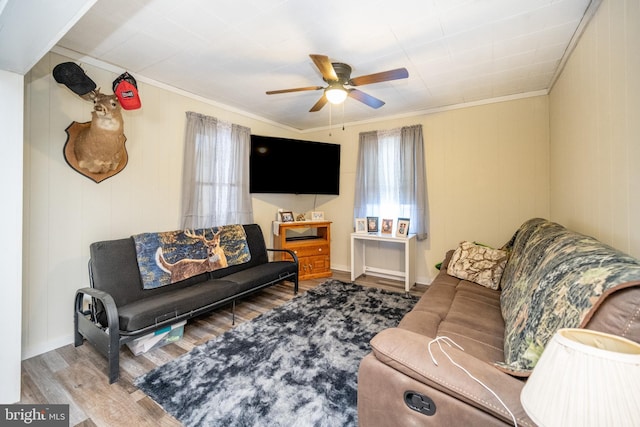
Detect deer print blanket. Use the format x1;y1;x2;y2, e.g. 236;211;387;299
132;224;251;290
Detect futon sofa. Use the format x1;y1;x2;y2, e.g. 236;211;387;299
74;223;298;383
358;218;640;426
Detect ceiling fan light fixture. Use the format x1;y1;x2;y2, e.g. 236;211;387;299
325;84;348;104
266;54;409;112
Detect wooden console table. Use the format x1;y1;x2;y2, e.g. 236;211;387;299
274;221;332;280
350;232;416;292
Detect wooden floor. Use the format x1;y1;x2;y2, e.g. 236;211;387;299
19;271;427;427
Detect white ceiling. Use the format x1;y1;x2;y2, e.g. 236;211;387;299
0;0;96;74
56;0;598;131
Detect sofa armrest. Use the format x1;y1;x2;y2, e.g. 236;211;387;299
369;328;534;426
267;248;298;264
74;287;120;343
267;248;299;294
74;287;122;383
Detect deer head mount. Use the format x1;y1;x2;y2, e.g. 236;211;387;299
63;88;128;183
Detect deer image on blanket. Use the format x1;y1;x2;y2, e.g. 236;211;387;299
74;89;126;174
155;229;229;283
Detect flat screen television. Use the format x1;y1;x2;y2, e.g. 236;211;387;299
250;135;340;195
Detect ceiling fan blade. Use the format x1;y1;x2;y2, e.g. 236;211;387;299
348;89;385;109
310;54;338;82
309;94;328;112
266;86;323;95
349;68;409;86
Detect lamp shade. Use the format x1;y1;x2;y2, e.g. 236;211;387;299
325;84;347;104
520;328;640;427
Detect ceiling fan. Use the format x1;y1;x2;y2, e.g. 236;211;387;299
266;54;409;112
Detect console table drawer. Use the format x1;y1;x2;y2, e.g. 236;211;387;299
290;244;329;258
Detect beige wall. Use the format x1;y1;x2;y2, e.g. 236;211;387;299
24;51;549;358
549;0;640;257
305;96;549;282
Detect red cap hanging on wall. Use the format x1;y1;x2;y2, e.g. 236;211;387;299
112;72;141;110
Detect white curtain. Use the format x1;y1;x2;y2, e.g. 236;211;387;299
354;124;428;240
181;111;253;228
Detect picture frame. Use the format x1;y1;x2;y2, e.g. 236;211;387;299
355;218;367;233
366;216;379;233
381;218;393;234
396;218;410;237
279;211;295;222
311;211;325;221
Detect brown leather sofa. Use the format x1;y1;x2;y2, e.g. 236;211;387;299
358;218;640;426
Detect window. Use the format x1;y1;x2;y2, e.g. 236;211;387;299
181;112;253;228
354;125;428;239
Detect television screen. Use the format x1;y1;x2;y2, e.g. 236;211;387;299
250;135;340;195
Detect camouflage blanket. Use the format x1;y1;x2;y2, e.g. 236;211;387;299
497;218;640;376
133;224;251;290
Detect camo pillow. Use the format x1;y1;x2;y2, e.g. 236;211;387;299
496;218;640;376
447;241;508;290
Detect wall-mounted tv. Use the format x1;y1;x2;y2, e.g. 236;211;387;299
250;135;340;195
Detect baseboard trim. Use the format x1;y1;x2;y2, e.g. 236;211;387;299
22;334;74;361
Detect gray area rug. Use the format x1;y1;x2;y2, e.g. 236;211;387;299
134;279;417;427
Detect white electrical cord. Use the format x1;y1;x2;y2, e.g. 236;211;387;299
428;336;518;427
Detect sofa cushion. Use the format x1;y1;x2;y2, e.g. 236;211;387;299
118;279;241;331
498;218;640;376
223;261;298;289
410;282;457;319
399;256;505;364
447;241;507;290
437;281;505;363
117;260;300;332
397;311;442;338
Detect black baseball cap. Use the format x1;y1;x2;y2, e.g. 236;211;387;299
53;62;96;96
